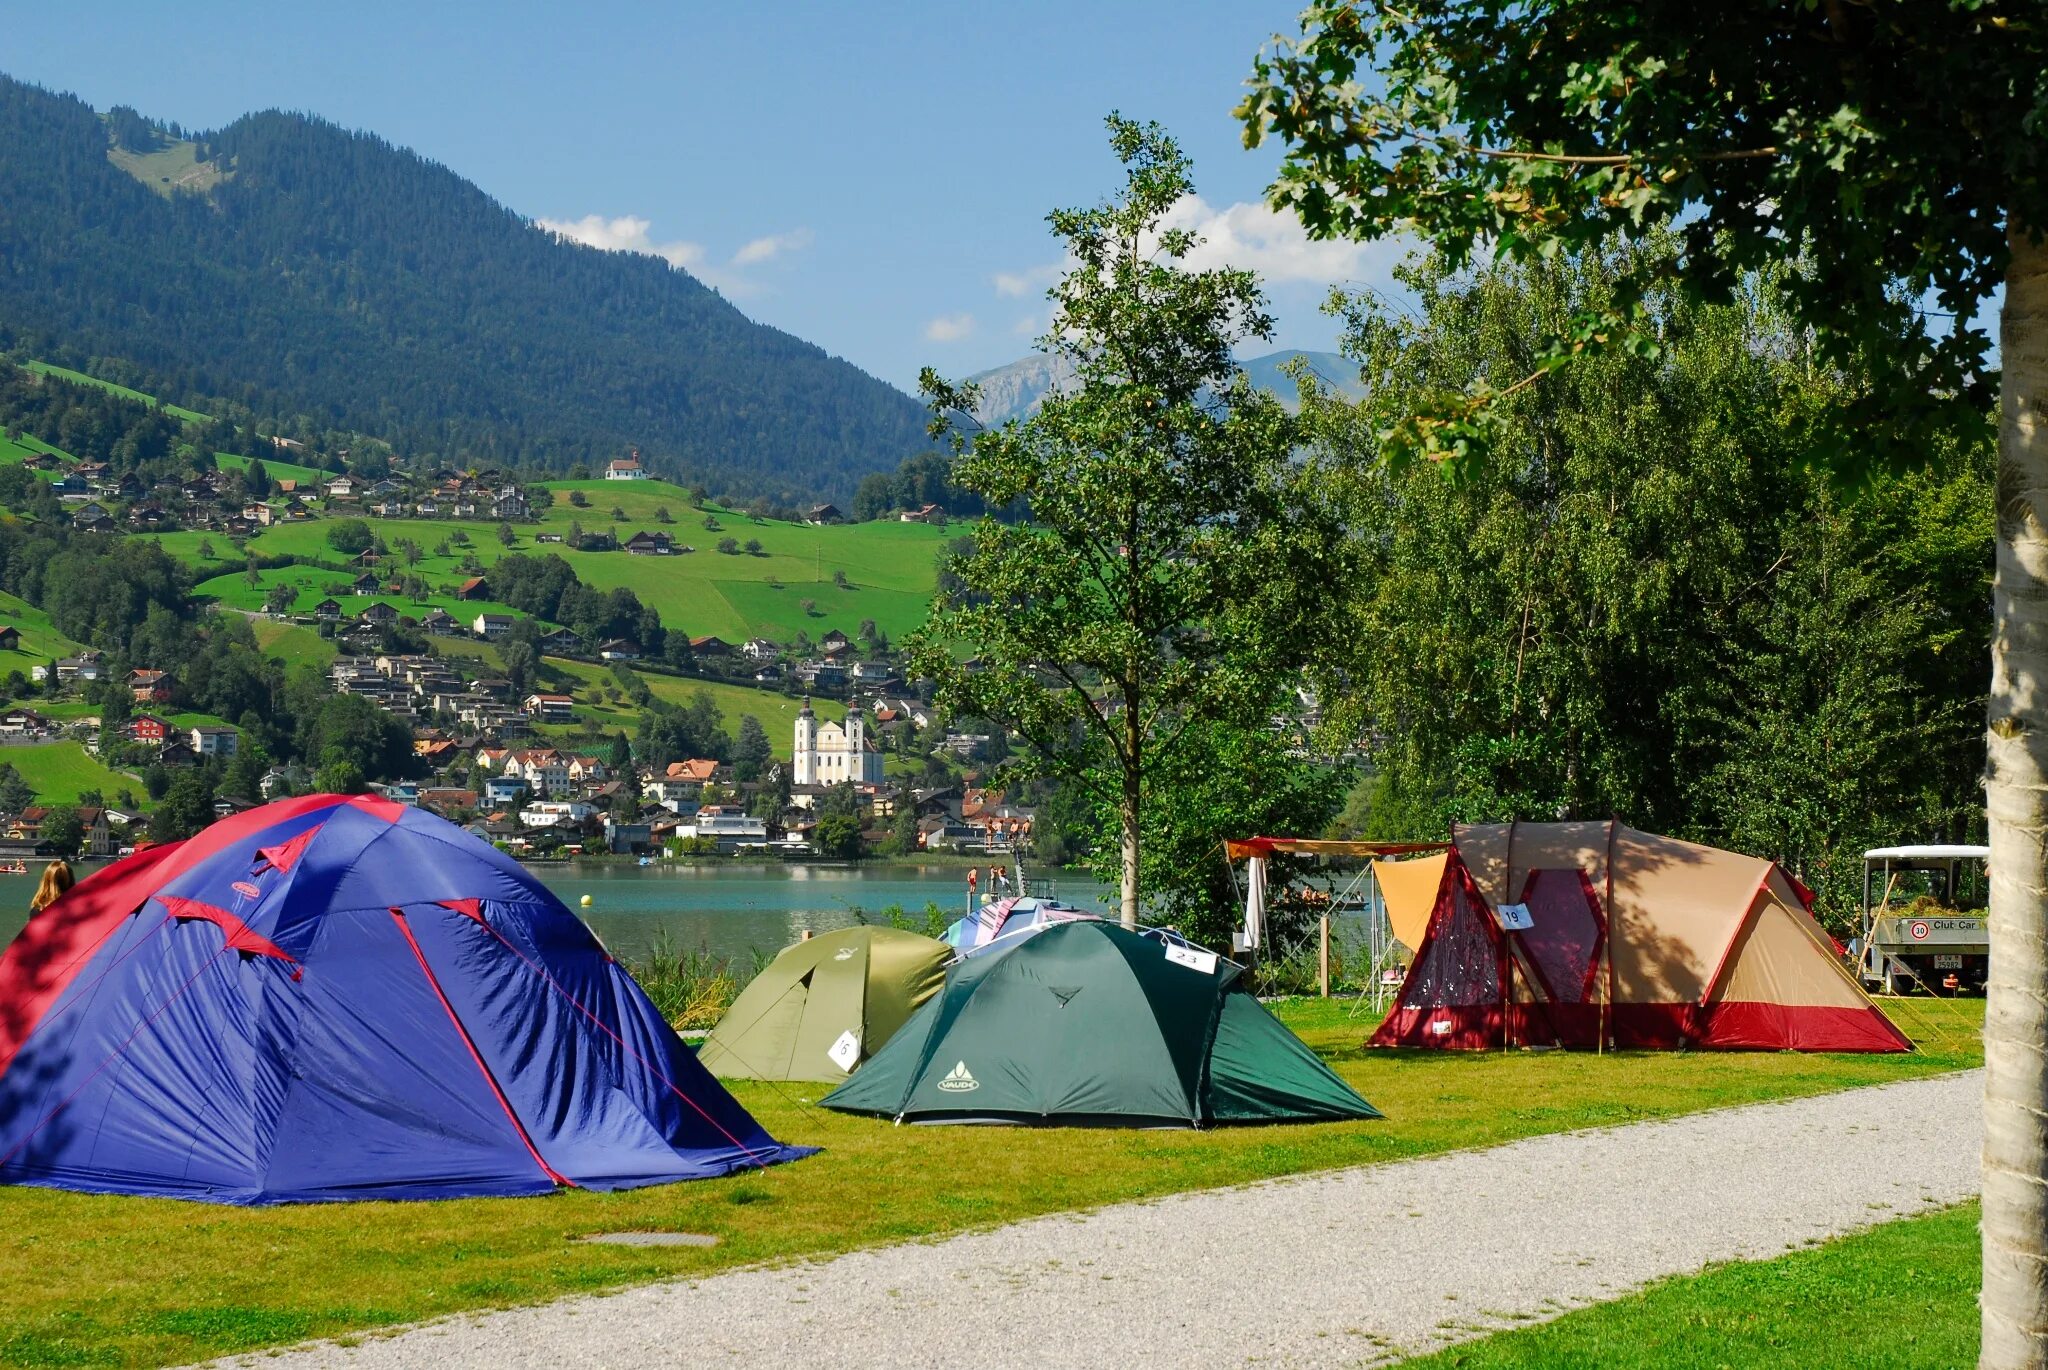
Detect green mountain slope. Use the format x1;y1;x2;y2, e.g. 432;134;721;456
0;75;929;503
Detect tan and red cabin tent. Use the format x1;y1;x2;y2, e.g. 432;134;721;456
1370;822;1908;1053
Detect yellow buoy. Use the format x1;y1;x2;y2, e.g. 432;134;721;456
580;894;593;907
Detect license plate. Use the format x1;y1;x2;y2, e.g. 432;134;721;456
1933;954;1963;969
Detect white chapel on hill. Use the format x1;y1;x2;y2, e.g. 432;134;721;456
793;698;883;786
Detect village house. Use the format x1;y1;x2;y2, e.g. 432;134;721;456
805;504;846;526
622;531;673;556
898;503;943;523
523;693;574;723
313;598;343;623
191;725;239;759
537;627;583;656
597;638;641;662
455;576;489;601
604;456;648;481
472;613;515;641
129;669;174;703
0;626;19;652
0;708;52;739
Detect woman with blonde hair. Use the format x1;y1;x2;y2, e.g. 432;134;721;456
29;859;74;916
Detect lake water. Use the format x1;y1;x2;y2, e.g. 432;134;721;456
0;861;1113;962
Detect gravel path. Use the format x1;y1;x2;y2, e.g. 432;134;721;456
229;1071;1982;1370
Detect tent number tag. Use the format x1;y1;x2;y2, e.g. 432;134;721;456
1164;944;1219;975
827;1030;861;1072
1494;902;1534;931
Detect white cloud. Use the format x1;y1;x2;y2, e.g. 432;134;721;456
993;262;1065;298
924;313;976;343
1166;195;1400;286
538;214;810;296
989;197;1401;305
732;228;814;266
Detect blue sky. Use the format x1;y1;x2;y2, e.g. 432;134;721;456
8;1;1404;393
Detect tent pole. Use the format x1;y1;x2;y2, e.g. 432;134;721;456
1601;819;1619;1055
1319;915;1330;998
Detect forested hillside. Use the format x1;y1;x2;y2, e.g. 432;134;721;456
0;76;930;502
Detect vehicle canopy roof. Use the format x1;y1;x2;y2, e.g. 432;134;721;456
1863;845;1989;862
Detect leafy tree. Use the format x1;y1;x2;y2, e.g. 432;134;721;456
799;598;818;618
813;811;865;860
496;522;516;547
150;766;216;840
733;714;771;783
568;489;588;508
909;117;1350;929
610;506;627;522
744;538;763;556
37;805;82;858
325;518;375;555
313;757;366;795
832;569;850;589
1240;6;2045;1354
717;537;740;555
655;505;673;523
264;581;298;616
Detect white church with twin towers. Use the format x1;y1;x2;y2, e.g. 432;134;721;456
793;698;884;786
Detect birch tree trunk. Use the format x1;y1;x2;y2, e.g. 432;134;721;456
1984;223;2048;1370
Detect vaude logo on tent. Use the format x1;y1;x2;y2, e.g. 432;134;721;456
833;946;858;960
936;1061;980;1092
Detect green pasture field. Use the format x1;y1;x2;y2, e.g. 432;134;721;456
212;451;332;488
0;998;1983;1368
249;619;339;671
432;645;844;759
1398;1200;1980;1369
194;565;531;624
141;484;949;645
0;741;136;803
0;591;90;670
25;362;209;424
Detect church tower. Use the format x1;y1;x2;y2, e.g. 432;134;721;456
794;698;817;786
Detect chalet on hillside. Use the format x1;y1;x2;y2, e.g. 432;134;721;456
455;576;489;601
538;627;583;656
605;457;648;481
0;626;20;652
688;635;732;656
313;598;343;623
597;639;641;662
805;504;846;526
622;531;673;556
351;572;380;596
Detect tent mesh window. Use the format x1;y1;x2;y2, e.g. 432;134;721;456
1518;869;1604;1003
1401;868;1498;1010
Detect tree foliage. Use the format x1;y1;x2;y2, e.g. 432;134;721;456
1323;244;1989;926
1239;2;2045;478
910;116;1352;926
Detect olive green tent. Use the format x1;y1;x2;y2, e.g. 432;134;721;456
821;921;1380;1127
698;926;950;1083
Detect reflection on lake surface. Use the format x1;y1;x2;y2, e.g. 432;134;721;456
0;861;1112;962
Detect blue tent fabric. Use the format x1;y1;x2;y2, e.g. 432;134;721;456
0;796;811;1203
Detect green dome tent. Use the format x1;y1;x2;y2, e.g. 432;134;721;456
698;926;950;1083
821;921;1381;1127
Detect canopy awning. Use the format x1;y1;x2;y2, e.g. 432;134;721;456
1226;837;1450;861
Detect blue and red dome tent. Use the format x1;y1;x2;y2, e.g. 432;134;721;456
0;794;811;1204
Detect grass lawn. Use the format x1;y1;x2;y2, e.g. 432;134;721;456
1397;1201;1980;1369
212;451;331;488
0;590;90;671
135;485;951;647
25;362;208;425
250;619;339;671
0;997;1983;1368
0;741;136;804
